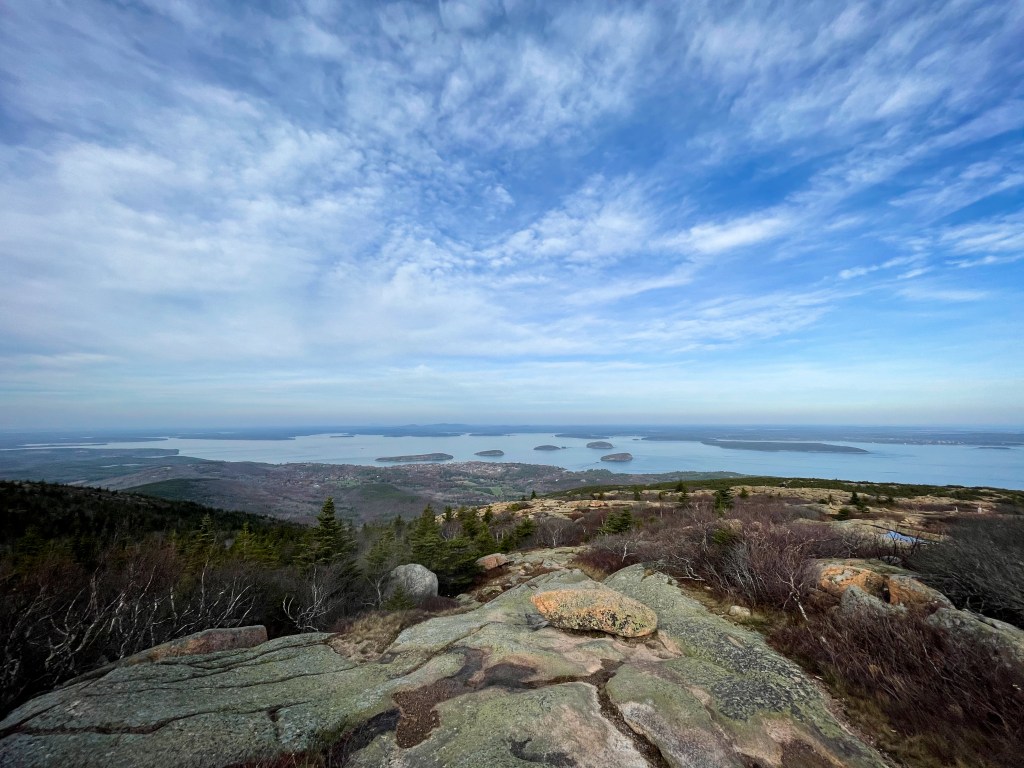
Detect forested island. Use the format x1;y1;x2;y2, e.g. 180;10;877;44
375;453;454;463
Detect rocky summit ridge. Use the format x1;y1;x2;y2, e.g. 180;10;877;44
0;562;889;768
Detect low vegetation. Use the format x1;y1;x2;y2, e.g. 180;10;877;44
907;515;1024;628
4;476;1024;768
0;481;536;717
570;483;1024;768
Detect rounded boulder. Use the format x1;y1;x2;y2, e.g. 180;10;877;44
531;587;657;638
387;563;438;603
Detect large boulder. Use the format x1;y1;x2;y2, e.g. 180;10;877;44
0;566;888;768
928;608;1024;667
813;558;953;610
886;574;953;609
387;563;438;603
814;560;889;599
531;586;658;637
475;552;510;571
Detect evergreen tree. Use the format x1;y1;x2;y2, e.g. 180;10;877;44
713;489;734;516
189;513;218;567
364;530;398;607
457;507;481;539
310;497;341;564
435;537;480;594
473;523;498;556
409;505;443;570
231;522;257;560
600;508;633;535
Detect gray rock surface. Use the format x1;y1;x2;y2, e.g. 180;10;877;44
0;565;888;768
387;563;438;603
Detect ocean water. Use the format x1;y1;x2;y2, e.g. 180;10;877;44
94;432;1024;490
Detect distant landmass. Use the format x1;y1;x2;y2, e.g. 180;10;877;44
534;445;563;451
474;450;504;457
587;441;614;449
601;452;633;462
555;433;610;440
375;453;454;463
701;440;869;454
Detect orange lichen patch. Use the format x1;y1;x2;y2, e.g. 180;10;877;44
886;575;952;609
815;564;887;599
531;588;658;638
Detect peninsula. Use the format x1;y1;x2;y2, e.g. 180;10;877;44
701;440;869;454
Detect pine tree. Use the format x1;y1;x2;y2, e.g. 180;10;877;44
189;513;218;568
310;497;341;564
457;507;481;539
232;522;257;560
600;508;633;535
409;505;443;570
364;530;398;607
473;523;498;556
713;488;734;516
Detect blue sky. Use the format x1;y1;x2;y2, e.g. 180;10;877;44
1;0;1022;428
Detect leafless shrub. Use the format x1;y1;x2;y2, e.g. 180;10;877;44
907;516;1024;628
535;516;583;548
281;563;355;632
771;607;1024;768
708;523;862;616
1;542;261;715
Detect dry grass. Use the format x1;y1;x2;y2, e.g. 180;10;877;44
329;600;462;661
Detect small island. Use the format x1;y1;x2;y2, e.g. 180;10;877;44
375;453;454;463
601;452;633;462
474;449;505;457
534;445;563;451
586;441;613;449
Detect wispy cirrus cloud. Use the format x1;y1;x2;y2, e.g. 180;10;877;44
0;0;1021;426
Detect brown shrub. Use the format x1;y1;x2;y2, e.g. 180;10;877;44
907;515;1024;628
575;505;876;614
771;607;1024;768
417;595;460;612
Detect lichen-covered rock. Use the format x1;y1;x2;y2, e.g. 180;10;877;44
838;584;905;618
928;607;1024;667
0;564;887;768
348;682;652;768
886;575;953;609
605;565;887;768
475;552;510;571
531;586;658;637
814;561;889;598
387;563;438;603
